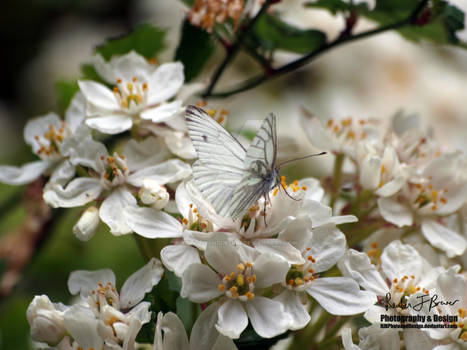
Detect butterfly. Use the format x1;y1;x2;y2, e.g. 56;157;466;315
186;105;325;220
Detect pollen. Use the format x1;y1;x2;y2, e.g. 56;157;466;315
371;242;379;249
196;100;207;107
393;278;398;283
236;274;244;286
117;78;122;84
301;186;307;191
237;263;245;272
459;308;466;318
132;76;137;82
245;291;255;300
273;188;279;196
206;109;216;117
440;197;447;204
218;284;225;291
327;119;334;128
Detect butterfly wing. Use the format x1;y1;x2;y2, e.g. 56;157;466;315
185;105;247;216
226;113;278;219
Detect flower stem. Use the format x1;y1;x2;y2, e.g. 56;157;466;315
133;235;155;261
330;154;345;211
207;0;429;98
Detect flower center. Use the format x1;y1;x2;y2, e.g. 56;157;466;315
410;180;448;212
326;117;368;144
367;242;382;265
218;262;256;301
286;248;317;290
181;203;212;232
100;153;129;189
381;275;428;315
113;76;148;110
90;281;120;313
455;308;467;342
34;123;67;159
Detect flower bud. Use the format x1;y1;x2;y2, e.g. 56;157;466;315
73;206;99;241
27;295;66;346
138;179;169;210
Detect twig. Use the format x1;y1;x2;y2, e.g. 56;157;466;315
207;0;429;98
202;0;275;98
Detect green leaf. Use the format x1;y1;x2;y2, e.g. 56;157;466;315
96;23;165;61
176;296;200;334
175;20;215;81
234;325;290;350
252;14;327;54
55;79;79;113
180;0;195;6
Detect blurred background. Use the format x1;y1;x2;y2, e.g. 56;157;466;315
1;0;467;348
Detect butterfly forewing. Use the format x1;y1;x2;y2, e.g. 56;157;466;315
186;106;247;214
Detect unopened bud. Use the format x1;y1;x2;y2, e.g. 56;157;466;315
27;295;66;345
139;179;169;210
73;206;99;241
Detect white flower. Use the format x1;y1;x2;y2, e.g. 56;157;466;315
64;258;163;349
377;153;467;257
338;240;451;324
341;325;401;350
300;113;379;159
72;206;100;241
154;306;237;350
0;93;88;186
139;179;170;209
26;295;67;346
275;219;376;330
43;136;191;235
79;51;184;135
181;232;291;339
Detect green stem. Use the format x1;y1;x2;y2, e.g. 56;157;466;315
330;154;345;211
208;0;429;98
133;235;155;261
202;0;275;98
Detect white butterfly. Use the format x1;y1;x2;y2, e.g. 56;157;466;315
185;105;280;220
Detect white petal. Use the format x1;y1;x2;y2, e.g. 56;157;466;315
65;92;87;132
147;62;184;105
43;177;102;208
190;303;236;350
85;115;133;134
253;239;304;265
341;327;360;350
48;160;75;186
181;264;221;302
63;305;103;350
120;258;164;309
159;312;190;350
253;253;290;289
360;156;381;190
338;249;389;296
24;113;62;151
437;270;466;309
123;137;168;171
164;131;197;159
124;206;182;239
78;80;119;111
127;159;191;187
245;296;290;338
216;299;248;339
403;328;436;350
0;160;51;185
375;176;405;197
307;277;376;315
140;100;182;123
309;223;346;273
381;240;425;281
160;245;200;277
205;233;241;276
99;187;137;236
274;290;310;330
299;115;334;151
421;219;467;258
73;206;100;241
175;181;192;218
377;197;413;227
68;269;116;297
358;324;400;350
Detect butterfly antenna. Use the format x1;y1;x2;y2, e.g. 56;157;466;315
278;152;327;169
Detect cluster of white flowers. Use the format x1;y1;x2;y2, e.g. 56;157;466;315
3;50;466;349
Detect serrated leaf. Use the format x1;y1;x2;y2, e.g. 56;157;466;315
55;79;79;113
175;20;215;81
253;14;327;54
96;23;165;61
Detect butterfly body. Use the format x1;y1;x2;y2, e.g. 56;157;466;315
186;105;278;220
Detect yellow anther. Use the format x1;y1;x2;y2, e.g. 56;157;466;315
218;116;225;123
245;291;255;300
229;286;238;293
236;274;244;286
333;125;339;133
459;308;466;318
218;284;225;291
327;119;333;128
127;82;133;91
458;323;464;328
132;76;137;82
251;274;256;282
440;197;447;204
308;268;314;273
113;86;119;93
193;208;198;213
142;82;148;90
302;186;307;191
371;242;378;249
220;109;229;115
206;109;216;117
294;278;304;285
196;100;207;107
361;131;367;139
182;218;188;225
381;165;386;174
346;130;356;139
393;278;398;283
461;333;467;341
117;78;122;84
431;205;437;211
246;262;253;268
273;188;279;196
287;279;294;286
293;180;298;186
359;119;366;125
237;263;245;272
